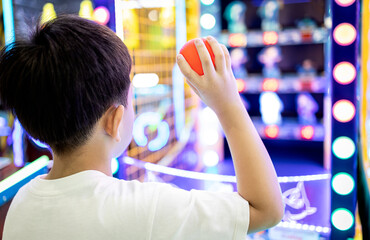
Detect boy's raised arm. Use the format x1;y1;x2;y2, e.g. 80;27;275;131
176;36;284;233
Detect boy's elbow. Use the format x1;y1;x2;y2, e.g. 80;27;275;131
267;201;284;227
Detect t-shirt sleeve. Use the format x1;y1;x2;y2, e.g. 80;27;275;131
149;184;249;240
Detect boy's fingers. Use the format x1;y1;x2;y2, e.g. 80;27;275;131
220;44;231;70
206;36;226;72
176;54;199;84
194;38;214;76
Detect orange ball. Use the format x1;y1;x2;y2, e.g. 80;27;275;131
179;38;216;76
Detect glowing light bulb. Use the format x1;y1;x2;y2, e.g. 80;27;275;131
93;6;110;25
332;136;355;159
263;31;278;45
236;79;246;92
228;33;247;47
265;125;279;138
202;150;219;167
200;14;216;30
262;78;279;92
333;23;356;46
333;62;356;84
332;100;355;123
335;0;355;7
331;208;354;231
332;172;355;195
301;126;314;140
201;0;215;5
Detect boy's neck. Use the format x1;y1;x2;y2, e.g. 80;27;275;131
45;140;112;180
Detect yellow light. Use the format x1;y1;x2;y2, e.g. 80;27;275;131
333;23;357;46
79;0;94;20
236;79;246;92
333;62;356;84
228;33;247;47
262;78;279;92
263;31;278;45
40;3;57;25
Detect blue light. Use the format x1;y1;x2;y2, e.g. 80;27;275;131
133;112;170;151
2;0;15;45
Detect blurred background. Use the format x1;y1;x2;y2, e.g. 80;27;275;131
0;0;368;239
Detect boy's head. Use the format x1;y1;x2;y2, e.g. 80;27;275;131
0;15;132;155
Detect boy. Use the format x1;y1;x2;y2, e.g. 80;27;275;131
0;15;283;239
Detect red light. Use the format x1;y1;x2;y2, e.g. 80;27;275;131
333;100;356;123
333;23;356;46
263;31;278;45
335;0;355;7
301;126;314;140
265;125;279;138
262;78;279;92
228;33;247;47
333;62;356;85
93;6;110;25
236;78;246;92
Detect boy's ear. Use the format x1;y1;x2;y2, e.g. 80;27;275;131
104;105;125;142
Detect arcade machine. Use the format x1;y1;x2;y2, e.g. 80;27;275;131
212;0;359;239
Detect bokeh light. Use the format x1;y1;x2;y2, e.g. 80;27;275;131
265;125;279;138
262;78;279;92
333;23;356;46
332;136;355;159
263;31;278;45
335;0;355;7
200;14;216;30
93;6;110;25
333;62;356;84
332;100;355;123
301;126;314;140
332;172;355;195
202;150;219;167
331;208;354;231
236;78;246;92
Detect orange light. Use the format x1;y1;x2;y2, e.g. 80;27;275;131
335;0;355;7
301;126;314;140
333;23;356;46
333;62;356;85
263;31;278;45
333;100;356;123
265;125;279;138
262;78;279;92
236;78;246;92
228;33;247;47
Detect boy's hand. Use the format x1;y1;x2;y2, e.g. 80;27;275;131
176;36;243;116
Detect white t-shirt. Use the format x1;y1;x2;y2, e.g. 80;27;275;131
3;170;249;240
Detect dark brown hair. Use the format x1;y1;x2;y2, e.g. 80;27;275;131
0;15;132;154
